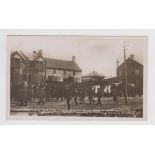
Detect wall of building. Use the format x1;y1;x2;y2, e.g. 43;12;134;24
117;59;143;95
11;55;46;84
117;60;143;84
46;68;82;82
11;52;82;84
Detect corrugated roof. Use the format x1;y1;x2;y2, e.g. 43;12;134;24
45;58;82;72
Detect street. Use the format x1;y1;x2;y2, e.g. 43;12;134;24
11;97;143;117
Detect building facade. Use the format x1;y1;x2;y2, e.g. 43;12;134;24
82;71;105;84
105;55;143;96
11;51;82;84
117;57;143;86
11;51;46;84
11;51;29;83
45;56;82;83
116;56;143;95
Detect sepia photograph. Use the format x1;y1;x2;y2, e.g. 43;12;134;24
7;35;147;120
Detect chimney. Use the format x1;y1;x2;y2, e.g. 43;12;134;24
130;54;135;59
72;56;76;62
33;51;37;55
32;51;37;59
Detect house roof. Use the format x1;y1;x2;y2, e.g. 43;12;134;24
105;77;120;83
29;54;45;61
117;58;143;70
45;58;82;72
11;51;29;60
19;51;29;60
83;71;105;78
11;51;82;71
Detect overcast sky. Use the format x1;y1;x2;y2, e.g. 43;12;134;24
8;36;147;77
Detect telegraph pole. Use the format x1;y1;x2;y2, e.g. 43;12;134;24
123;41;128;104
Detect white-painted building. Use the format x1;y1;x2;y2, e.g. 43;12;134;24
45;56;82;82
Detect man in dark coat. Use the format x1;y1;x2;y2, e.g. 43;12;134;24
97;88;102;105
27;84;32;103
33;84;39;101
64;84;72;110
111;84;119;104
18;82;28;106
45;82;50;102
17;82;23;105
87;86;95;104
59;83;64;101
73;86;79;105
38;84;45;105
79;85;85;103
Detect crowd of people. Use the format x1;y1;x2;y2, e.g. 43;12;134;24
10;80;139;110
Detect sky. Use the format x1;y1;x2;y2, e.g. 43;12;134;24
8;35;147;77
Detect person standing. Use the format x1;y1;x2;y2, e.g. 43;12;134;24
23;81;28;106
36;84;40;102
64;84;72;110
18;81;28;106
94;84;100;97
45;82;50;102
38;84;45;105
27;83;32;103
73;86;79;105
79;85;85;104
97;87;102;105
87;86;95;104
111;84;119;104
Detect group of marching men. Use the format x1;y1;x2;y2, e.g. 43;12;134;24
11;81;123;109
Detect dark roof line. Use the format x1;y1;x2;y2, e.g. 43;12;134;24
33;55;45;61
19;51;29;60
11;51;27;60
45;57;72;63
44;57;82;72
128;57;143;65
11;51;82;71
117;57;143;69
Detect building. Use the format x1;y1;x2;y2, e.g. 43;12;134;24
45;56;82;83
11;50;46;84
11;51;29;83
11;51;82;84
27;50;46;84
117;55;143;84
117;55;143;95
106;55;143;96
82;71;105;84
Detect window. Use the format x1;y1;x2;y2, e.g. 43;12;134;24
135;69;140;75
29;61;34;70
14;59;20;69
39;61;43;71
63;70;66;76
53;69;56;74
22;74;27;81
11;60;14;69
32;61;38;70
39;75;43;82
22;61;27;71
119;70;122;76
